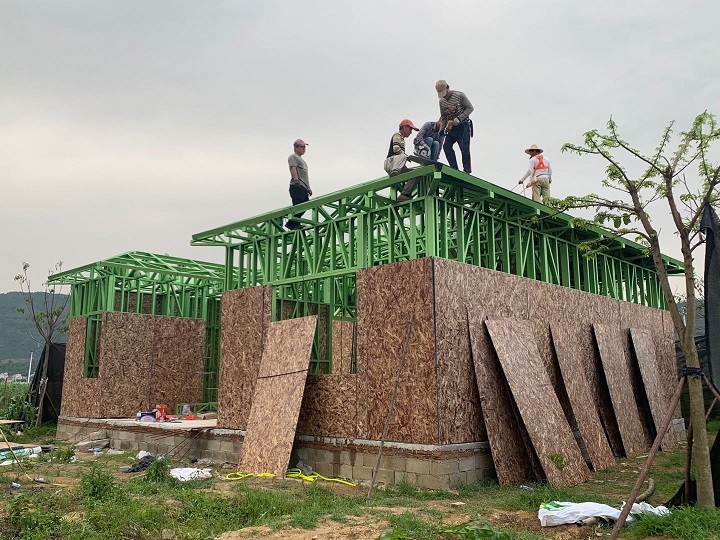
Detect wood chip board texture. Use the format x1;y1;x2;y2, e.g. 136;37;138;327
593;323;648;457
467;310;535;485
60;316;100;418
551;323;615;471
217;286;272;429
485;319;590;487
630;328;677;452
239;316;317;476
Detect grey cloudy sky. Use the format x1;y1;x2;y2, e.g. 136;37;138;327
2;1;718;293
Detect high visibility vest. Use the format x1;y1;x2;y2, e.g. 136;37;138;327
533;155;549;177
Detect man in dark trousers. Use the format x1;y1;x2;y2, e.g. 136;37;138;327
435;80;474;173
286;138;312;230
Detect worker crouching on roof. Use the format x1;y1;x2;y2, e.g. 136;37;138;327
383;119;420;202
518;144;552;203
286;138;312;230
435;80;474;173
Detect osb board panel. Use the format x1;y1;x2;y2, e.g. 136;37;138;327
331;320;354;375
356;258;438;444
217;286;272;430
630;328;677;452
526;280;560;392
551;323;615;471
486;319;590;487
239;317;315;476
297;375;357;438
482;269;529;319
257;316;317;377
98;312;154;417
239;371;309;475
593;324;648;457
60;317;101;418
432;258;484;444
468;309;535;484
150;317;205;410
660;310;681;419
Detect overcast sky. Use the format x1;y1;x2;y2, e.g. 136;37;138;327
2;1;718;294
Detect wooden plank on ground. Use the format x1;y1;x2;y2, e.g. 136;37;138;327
239;316;317;476
630;328;677;452
593;324;648;457
551;323;616;471
485;319;590;487
467;309;536;485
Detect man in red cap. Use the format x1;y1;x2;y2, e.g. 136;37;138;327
383;119;419;201
286;138;312;230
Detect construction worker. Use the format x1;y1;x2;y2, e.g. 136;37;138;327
383;119;419;201
518;144;552;203
413;121;445;162
286;139;312;230
435;80;474;173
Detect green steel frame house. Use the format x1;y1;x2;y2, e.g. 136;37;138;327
52;164;683;408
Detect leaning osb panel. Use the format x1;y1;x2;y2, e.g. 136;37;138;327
239;317;315;476
356;258;438;444
526;281;561;393
551;323;615;471
660;311;681;419
217;286;272;429
98;312;154;417
630;328;677;451
257;317;317;378
432;258;484;444
297;374;357;437
468;309;536;485
60;317;101;418
486;319;590;487
331;320;354;375
593;323;648;457
239;372;309;475
150;317;205;410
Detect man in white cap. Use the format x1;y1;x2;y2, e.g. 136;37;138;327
383;119;420;201
435;80;474;173
287;138;312;229
518;144;552;203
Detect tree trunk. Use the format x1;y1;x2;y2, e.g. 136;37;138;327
35;337;51;427
683;339;715;508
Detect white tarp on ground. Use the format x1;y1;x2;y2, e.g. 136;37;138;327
538;500;670;526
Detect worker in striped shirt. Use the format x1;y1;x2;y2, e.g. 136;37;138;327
435;80;474;173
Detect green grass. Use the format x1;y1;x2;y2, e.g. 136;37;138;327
624;506;720;540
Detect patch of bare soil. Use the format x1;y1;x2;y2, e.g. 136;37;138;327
216;517;389;540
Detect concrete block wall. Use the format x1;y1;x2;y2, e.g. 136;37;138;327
57;418;494;490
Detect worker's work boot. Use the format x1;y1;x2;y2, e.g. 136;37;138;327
397;194;412;202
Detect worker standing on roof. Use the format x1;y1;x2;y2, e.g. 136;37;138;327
435;80;474;173
518;144;552;203
286;138;312;230
383;119;420;201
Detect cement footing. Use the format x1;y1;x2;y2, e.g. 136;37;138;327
57;417;495;489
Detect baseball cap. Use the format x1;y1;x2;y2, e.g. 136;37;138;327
294;139;308;147
435;80;449;98
399;119;419;131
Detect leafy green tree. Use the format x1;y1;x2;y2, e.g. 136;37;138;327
14;262;69;426
552;111;720;509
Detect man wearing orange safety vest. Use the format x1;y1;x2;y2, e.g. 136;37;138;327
518;144;552;203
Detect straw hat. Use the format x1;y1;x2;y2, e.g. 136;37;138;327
525;144;543;155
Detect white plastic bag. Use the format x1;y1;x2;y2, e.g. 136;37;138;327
538;500;670;527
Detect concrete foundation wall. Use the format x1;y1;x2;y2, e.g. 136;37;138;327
57;417;493;490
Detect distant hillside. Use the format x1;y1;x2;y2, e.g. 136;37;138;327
0;292;69;374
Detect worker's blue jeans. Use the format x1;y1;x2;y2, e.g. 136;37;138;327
443;122;471;173
424;137;441;162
